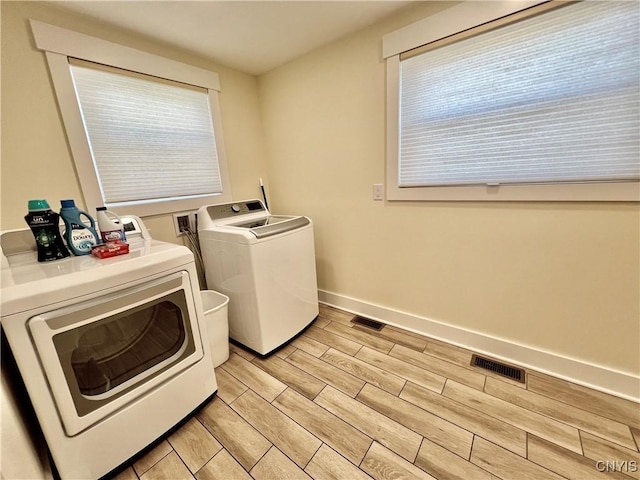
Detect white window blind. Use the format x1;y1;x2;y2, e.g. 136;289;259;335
399;1;639;188
69;60;223;206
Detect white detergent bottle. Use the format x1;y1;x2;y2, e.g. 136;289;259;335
96;207;126;242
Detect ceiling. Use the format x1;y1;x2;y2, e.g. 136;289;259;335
48;1;414;75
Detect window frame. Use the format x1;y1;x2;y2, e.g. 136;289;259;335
31;20;232;216
383;1;640;202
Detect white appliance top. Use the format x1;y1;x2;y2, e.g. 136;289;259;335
1;216;195;318
197;200;311;244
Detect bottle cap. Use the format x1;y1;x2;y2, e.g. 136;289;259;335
60;199;76;208
96;206;107;211
28;199;50;211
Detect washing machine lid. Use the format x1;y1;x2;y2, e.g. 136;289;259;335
227;215;310;239
198;199;312;243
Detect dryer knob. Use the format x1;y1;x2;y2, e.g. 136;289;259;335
231;204;241;213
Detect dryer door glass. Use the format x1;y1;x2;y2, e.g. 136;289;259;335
55;296;187;397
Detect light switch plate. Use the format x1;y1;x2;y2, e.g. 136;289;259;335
373;184;384;201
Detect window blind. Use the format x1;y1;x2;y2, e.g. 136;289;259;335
399;1;639;188
69;60;222;205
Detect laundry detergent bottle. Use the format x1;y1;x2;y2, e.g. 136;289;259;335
59;199;100;255
96;207;126;242
24;199;70;262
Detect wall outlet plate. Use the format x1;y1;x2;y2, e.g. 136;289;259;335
173;211;196;236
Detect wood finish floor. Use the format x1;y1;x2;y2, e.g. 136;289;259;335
112;305;640;480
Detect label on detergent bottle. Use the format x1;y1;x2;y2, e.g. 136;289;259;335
101;229;125;242
68;222;99;254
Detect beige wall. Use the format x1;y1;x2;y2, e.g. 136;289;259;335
2;1;638;378
259;2;640;376
1;1;269;244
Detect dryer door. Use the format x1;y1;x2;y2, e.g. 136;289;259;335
28;271;204;436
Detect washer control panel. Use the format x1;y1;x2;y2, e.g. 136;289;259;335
204;200;266;221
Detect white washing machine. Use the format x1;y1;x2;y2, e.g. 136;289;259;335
1;217;217;479
198;200;319;355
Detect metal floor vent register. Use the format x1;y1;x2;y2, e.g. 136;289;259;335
351;315;384;331
471;354;526;383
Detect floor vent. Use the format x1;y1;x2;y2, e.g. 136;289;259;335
351;316;384;331
471;355;525;383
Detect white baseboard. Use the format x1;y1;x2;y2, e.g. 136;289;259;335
318;289;640;402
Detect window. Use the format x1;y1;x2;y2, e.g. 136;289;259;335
384;1;639;201
31;21;232;216
69;60;223;208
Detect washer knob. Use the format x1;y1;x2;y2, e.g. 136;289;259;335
231;204;241;213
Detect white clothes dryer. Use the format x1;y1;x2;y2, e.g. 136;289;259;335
1;217;217;479
198;200;319;355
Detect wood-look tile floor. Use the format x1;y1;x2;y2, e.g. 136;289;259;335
112;305;640;480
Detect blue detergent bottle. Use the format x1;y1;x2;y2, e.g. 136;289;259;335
59;199;101;255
